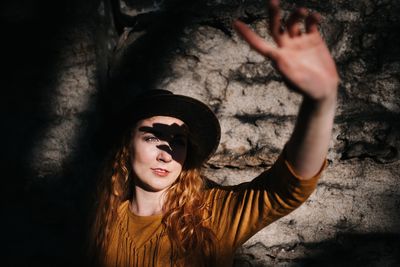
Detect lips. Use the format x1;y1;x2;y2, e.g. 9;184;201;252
151;168;170;177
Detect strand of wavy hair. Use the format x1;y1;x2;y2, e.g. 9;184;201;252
87;137;132;266
162;166;217;266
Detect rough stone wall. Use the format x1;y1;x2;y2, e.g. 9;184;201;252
107;0;400;265
1;0;399;266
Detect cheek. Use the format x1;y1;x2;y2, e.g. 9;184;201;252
131;144;156;167
180;150;187;166
173;147;187;166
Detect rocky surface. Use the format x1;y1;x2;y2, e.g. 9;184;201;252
1;0;399;266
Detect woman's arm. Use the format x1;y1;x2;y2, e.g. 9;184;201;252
233;0;339;179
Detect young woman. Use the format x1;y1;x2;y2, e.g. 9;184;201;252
87;0;339;266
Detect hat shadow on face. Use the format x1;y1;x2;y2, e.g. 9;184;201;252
137;122;190;164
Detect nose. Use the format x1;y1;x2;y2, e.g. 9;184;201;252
156;144;173;163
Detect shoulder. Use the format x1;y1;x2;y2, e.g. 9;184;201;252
202;177;252;204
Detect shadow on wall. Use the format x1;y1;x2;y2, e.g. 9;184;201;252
100;0;205;113
0;0;106;266
234;233;400;267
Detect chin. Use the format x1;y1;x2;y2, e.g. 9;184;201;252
134;172;179;192
142;180;175;192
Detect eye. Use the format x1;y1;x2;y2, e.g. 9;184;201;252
143;135;159;143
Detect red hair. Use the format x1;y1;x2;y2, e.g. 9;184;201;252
87;130;216;266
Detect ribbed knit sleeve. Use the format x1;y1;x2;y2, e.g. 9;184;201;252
205;151;325;253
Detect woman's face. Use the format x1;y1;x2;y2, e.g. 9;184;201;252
130;116;188;192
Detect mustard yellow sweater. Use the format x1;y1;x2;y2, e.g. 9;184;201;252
104;154;324;267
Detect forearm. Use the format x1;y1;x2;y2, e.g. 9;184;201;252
234;0;339;179
285;90;337;179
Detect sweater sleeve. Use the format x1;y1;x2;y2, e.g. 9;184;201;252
206;151;326;250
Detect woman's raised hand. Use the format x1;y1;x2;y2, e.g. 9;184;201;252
233;0;339;101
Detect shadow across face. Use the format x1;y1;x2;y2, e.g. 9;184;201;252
137;122;189;164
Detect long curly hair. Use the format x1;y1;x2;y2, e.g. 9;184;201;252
86;127;217;266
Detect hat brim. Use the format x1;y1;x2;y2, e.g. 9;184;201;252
121;92;221;164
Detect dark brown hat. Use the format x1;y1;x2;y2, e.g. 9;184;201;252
118;89;221;164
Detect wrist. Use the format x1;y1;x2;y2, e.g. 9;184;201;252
303;89;337;115
304;78;339;103
308;86;337;103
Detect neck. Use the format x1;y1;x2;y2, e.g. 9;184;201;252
130;186;167;216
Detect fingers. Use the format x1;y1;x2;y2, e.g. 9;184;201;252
286;8;308;37
234;0;322;56
268;0;283;46
305;12;321;33
233;20;277;58
268;0;321;38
